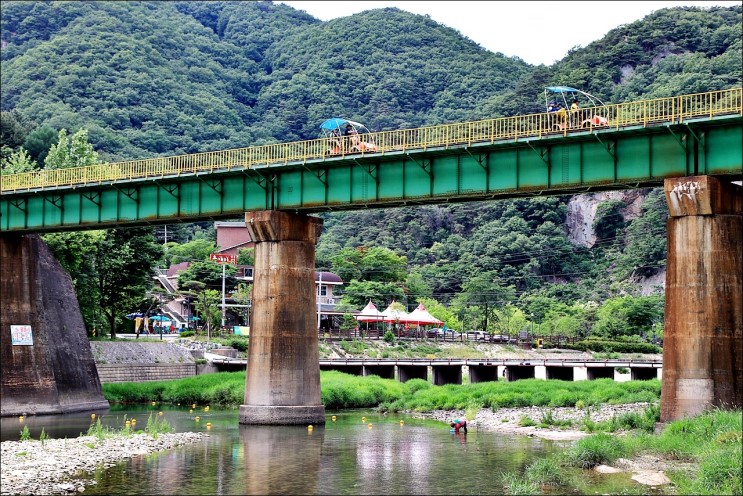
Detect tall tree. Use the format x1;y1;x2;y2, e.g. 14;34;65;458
97;228;163;338
44;128;99;169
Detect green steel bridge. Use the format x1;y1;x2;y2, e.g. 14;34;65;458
1;88;741;233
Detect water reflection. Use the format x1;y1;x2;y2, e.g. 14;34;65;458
2;408;576;495
241;425;324;494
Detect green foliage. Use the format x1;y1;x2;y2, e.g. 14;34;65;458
567;339;661;354
179;330;195;338
1;147;35;174
39;428;48;447
524;458;563;486
22;125;57;165
500;472;540;495
2;2;741;342
178;260;238;294
339;313;358;332
593;199;626;241
566;432;623;468
144;412;171;439
43;128;99;169
227;337;248;352
341;280;404;309
383;330;395;343
236;247;254;266
44;228;162;337
518;416;536;427
1;110;35;149
192;288;221;332
19;425;31;441
165;239;216;266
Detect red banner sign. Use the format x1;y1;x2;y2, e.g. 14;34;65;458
210;253;237;265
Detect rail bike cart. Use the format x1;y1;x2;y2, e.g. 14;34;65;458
544;86;610;131
320;118;378;155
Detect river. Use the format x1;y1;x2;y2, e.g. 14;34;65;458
1;405;642;495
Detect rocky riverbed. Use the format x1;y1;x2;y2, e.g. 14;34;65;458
0;432;205;495
414;402;654;440
415;402;678;487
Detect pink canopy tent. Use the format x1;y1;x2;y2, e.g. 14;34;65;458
381;301;409;323
355;300;385;323
400;303;443;326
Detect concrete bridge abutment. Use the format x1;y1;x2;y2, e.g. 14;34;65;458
239;211;326;425
661;176;742;423
0;234;109;416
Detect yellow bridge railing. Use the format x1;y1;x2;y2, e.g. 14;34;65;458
1;87;741;193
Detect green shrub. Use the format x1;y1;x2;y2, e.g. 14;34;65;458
566;432;623;468
383;330;395;343
500;472;540;495
525;457;562;486
19;425;31;441
518;416;536;427
565;340;661;354
179;330;195;337
39;428;48;447
227;337;248;352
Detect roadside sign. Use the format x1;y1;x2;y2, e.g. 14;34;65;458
210;253;237;265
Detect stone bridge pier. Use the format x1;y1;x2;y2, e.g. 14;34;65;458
239;211;326;425
661;176;742;423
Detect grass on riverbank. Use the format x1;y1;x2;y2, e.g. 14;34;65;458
501;409;742;495
102;371;659;413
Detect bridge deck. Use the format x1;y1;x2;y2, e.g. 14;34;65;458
1;88;741;232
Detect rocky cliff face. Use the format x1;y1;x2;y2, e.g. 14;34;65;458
566;190;648;248
566;189;666;293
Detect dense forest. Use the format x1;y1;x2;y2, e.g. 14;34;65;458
1;1;741;340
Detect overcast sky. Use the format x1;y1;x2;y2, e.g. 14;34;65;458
279;1;741;65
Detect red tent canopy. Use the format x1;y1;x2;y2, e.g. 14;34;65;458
381;301;409;323
355;300;386;323
400;303;443;326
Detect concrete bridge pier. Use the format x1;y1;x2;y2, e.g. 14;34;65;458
239;211;325;425
661;176;742;423
0;234;109;416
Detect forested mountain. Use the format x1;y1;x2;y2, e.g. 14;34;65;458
1;1;741;338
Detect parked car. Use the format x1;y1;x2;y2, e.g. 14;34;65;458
427;328;461;339
470;331;489;341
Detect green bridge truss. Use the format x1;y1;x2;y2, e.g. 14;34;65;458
1;88;741;233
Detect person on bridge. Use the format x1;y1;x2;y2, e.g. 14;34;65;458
570;99;580;127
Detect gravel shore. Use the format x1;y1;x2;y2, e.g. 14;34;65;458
0;432;205;496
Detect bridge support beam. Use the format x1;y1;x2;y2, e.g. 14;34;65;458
0;234;109;416
661;176;742;423
239;211;326;425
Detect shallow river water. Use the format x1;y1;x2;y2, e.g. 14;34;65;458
1;405;646;495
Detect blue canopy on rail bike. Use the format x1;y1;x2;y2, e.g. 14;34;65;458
319;118;377;155
544;85;609;130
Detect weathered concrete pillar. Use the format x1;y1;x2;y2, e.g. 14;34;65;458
0;234;109;416
661;176;743;422
239;211;325;425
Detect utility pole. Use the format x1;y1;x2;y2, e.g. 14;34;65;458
316;270;323;331
221;262;226;330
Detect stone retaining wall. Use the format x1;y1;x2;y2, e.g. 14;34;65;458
91;342;198;383
96;363;197;383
